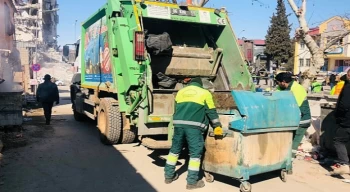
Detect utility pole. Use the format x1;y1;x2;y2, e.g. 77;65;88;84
74;20;78;42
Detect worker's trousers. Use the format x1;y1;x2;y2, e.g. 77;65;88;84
164;127;204;185
292;127;308;158
334;127;350;165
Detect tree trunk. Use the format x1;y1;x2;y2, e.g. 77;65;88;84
286;0;325;91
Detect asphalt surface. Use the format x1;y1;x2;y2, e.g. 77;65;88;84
0;86;349;192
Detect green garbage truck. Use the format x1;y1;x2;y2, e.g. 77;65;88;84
66;0;254;149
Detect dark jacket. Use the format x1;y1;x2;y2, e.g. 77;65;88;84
36;81;59;103
335;80;350;128
329;74;336;84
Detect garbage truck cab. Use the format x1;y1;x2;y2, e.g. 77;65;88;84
66;0;255;149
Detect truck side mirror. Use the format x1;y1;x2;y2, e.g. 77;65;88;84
63;45;70;57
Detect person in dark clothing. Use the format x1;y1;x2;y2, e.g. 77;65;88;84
331;76;350;175
256;68;268;85
329;73;336;90
36;74;60;125
255;70;261;85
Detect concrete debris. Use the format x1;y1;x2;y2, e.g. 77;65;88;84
299;142;314;153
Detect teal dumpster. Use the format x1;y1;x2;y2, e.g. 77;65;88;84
202;91;300;192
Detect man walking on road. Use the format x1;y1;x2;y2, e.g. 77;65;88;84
329;73;336;90
275;72;311;159
164;77;222;190
36;74;60;125
331;75;350;175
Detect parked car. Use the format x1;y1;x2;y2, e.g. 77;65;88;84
55;80;64;86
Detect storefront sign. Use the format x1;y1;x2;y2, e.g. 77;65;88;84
325;47;343;54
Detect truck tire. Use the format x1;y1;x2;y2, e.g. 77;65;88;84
98;98;122;145
73;109;85;122
121;125;137;144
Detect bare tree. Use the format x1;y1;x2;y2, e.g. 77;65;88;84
287;0;350;89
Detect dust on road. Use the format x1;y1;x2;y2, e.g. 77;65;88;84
0;87;349;192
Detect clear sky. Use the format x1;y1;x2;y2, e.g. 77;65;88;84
57;0;350;46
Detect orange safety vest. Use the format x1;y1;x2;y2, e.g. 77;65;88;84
331;81;345;95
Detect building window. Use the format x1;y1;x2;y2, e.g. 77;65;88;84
306;59;311;67
338;38;343;45
4;3;15;36
300;40;305;49
299;59;304;67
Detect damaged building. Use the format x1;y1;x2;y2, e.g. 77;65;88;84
0;0;23;127
13;0;59;93
15;0;59;49
0;0;16;85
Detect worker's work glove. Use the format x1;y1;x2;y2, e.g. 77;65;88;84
214;126;223;136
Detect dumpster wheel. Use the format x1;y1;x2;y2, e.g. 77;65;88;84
240;181;251;192
280;169;287;182
204;172;214;183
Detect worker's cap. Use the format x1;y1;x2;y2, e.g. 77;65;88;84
190;77;203;86
44;74;51;80
275;72;293;83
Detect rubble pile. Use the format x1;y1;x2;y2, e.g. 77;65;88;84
36;51;74;84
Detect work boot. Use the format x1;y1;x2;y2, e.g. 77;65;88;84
186;180;205;190
45;120;50;125
165;173;179;184
331;163;340;170
329;164;350;175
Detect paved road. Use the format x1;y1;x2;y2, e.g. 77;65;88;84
0;86;349;192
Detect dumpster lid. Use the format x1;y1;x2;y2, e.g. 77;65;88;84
230;91;300;132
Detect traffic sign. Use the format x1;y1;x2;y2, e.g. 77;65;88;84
31;64;41;72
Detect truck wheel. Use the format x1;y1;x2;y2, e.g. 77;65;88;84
119;113;136;144
98;98;122;145
121;126;137;144
72;103;85;122
73;109;85;122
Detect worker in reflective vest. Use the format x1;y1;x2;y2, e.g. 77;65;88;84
311;78;323;93
275;72;311;158
330;75;347;95
164;77;222;190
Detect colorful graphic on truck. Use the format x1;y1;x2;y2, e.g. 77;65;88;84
84;16;113;83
